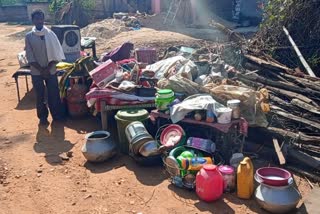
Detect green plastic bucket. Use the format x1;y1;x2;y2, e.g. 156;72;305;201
155;89;175;111
114;109;149;154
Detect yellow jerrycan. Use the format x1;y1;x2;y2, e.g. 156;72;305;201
237;157;254;199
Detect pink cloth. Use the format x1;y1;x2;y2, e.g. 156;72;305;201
86;87;154;111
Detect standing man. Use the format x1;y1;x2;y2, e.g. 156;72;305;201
25;9;66;126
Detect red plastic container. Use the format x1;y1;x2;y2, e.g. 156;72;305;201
255;167;292;186
66;76;88;117
196;164;223;202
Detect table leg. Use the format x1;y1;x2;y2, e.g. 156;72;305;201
25;75;29;92
15;77;20;102
101;100;108;130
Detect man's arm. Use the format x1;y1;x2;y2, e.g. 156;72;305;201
47;61;58;69
25;35;43;72
43;61;58;75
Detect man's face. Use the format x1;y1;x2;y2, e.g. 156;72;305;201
32;14;44;30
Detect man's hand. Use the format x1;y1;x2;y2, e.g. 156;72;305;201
41;66;51;79
47;61;58;75
30;62;49;78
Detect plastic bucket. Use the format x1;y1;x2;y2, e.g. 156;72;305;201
216;107;232;124
155;89;175;111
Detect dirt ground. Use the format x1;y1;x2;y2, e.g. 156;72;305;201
0;22;312;214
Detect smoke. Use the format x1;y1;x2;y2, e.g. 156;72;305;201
190;0;217;24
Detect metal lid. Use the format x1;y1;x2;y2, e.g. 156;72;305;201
116;109;149;121
165;156;180;176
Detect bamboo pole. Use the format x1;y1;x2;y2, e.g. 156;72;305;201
283;26;316;77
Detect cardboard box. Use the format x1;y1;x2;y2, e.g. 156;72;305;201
89;59;117;88
135;48;157;64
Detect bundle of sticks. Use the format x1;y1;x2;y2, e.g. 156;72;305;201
234;54;320;179
209;19;320;181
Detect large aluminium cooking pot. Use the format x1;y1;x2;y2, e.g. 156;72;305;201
255;178;301;214
82;131;117;162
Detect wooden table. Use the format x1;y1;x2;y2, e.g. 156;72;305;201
12;68;66;102
100;100;155;130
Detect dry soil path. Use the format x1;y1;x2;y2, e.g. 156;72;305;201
0;23;310;214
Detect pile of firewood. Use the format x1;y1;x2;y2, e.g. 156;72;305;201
235;54;320;180
209;18;320;181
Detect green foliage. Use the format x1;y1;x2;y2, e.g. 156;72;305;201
79;0;94;12
49;0;95;27
49;0;66;14
253;0;320;75
49;0;95;14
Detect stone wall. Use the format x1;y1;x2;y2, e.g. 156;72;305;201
0;5;29;22
0;3;52;23
0;8;5;22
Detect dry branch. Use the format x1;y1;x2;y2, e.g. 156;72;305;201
291;99;320;115
266;86;318;107
244;54;293;72
266;127;320;145
271;107;320;130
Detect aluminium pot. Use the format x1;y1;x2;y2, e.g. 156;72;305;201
82;131;117;162
255;178;301;214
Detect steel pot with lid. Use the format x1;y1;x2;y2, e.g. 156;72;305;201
255;176;301;214
115;109;149;153
125;121;154;155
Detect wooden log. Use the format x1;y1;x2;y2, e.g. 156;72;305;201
243;62;262;71
266;86;319;107
279;72;320;91
291;99;320;115
294;144;320;154
236;75;264;89
286;146;320;169
266;127;320;145
286;166;320;183
273;138;286;165
238;73;320;98
303;113;320;122
269;95;302;114
254;69;296;85
244;54;293;72
270;107;320;130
